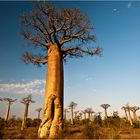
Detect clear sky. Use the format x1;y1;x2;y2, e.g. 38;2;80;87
0;1;140;119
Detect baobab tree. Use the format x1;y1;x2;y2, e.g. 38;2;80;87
3;98;17;121
130;106;140;121
85;107;94;120
36;108;42;119
78;111;83;120
125;104;133;126
74;111;79;119
20;2;101;138
100;104;110;119
68;101;77;125
82;110;87;120
121;106;128;121
20;95;35;130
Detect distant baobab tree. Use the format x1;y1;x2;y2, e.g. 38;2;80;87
20;95;35;130
36;108;42;119
85;108;93;120
113;111;119;118
68;101;77;125
78;112;83;120
82;110;87;120
3;98;17;121
130;106;140;121
19;2;101;138
64;108;69;120
125;104;133;126
74;111;79;119
121;106;128;121
100;104;111;119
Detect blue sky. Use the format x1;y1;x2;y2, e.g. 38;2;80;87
0;1;140;119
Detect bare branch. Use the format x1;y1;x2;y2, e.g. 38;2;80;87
21;52;48;66
62;46;102;58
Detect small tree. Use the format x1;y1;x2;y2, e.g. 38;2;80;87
68;101;77;125
121;106;128;121
20;95;35;130
36;108;42;119
100;104;110;119
3;98;17;121
130;106;140;121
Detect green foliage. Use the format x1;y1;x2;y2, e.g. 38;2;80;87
26;118;41;127
133;121;140;128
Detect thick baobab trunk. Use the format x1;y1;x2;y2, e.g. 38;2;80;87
125;110;128;121
128;109;133;126
21;104;29;130
5;102;11;121
38;45;63;139
104;109;108;119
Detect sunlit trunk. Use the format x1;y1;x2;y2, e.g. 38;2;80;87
104;109;108;119
133;111;137;121
38;45;63;138
5;102;11;121
128;109;133;126
21;104;29;130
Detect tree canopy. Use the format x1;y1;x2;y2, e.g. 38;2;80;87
20;2;102;66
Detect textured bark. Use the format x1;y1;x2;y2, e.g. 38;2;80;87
5;102;11;121
38;45;63;139
21;104;29;130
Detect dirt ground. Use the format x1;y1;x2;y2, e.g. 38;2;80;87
1;126;140;139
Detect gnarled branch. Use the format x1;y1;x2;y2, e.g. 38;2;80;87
21;52;48;66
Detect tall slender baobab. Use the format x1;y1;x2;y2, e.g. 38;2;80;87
130;106;140;121
36;108;42;119
20;95;35;130
68;101;77;125
121;106;128;121
125;104;133;126
100;104;110;119
20;2;101;138
3;98;17;121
